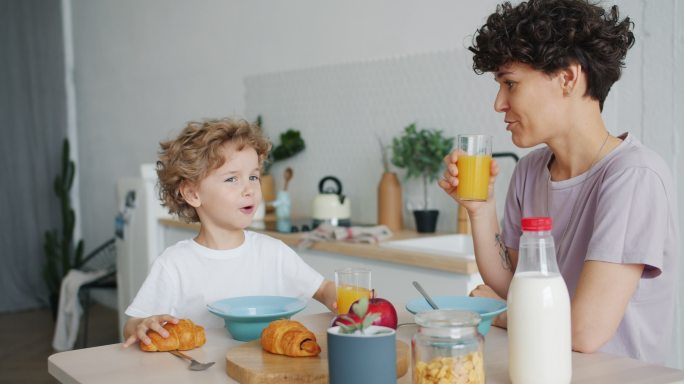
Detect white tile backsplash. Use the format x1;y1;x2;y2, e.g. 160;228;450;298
245;49;522;232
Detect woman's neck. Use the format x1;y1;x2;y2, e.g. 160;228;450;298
544;105;622;180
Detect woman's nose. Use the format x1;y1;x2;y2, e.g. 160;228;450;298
494;89;508;113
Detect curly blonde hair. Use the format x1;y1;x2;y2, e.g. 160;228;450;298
156;118;271;223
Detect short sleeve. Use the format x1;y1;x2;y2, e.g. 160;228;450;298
278;244;324;299
125;259;179;318
587;167;669;277
502;161;524;250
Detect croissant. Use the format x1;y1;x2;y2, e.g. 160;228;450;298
260;319;321;357
139;319;206;352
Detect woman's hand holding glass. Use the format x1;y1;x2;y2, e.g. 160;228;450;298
438;149;500;217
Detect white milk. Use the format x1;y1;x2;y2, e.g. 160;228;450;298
508;271;572;384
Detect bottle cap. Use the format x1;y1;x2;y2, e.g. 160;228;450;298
521;217;552;231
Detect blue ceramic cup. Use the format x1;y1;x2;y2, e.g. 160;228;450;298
327;325;396;384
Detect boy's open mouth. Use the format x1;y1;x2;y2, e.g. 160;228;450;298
240;205;255;214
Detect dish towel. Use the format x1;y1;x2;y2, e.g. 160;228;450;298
298;223;393;249
52;269;108;351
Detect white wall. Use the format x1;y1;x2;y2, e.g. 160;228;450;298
70;0;501;246
70;0;683;368
70;0;683;249
242;49;520;232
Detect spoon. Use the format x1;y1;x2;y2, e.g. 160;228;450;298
168;350;215;371
283;167;293;191
412;281;440;310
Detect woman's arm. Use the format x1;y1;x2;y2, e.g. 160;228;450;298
470;260;643;342
469;206;518;298
439;152;516;298
571;261;643;352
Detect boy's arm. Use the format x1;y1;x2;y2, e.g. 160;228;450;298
313;279;337;313
123;317;143;342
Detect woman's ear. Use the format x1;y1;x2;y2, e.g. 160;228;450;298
179;182;201;208
560;63;582;96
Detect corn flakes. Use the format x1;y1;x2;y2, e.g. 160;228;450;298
413;351;484;384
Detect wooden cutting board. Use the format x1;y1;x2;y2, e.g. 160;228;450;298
225;334;409;383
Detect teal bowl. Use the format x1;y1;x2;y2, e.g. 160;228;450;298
405;296;507;336
207;296;307;341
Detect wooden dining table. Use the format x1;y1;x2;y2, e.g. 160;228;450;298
49;309;684;383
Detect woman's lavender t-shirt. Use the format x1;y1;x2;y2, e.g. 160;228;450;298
502;133;679;364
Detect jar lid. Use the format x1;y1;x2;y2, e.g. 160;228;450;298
415;309;481;328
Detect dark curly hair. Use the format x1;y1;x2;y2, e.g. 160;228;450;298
156;118;271;223
469;0;634;110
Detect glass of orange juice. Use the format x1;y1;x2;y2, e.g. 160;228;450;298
335;268;372;314
456;134;492;201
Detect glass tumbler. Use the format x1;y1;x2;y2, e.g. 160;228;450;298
335;268;372;314
456;134;492;201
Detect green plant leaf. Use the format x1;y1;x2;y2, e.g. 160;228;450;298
362;313;380;330
257;117;305;175
43;138;85;298
339;323;358;334
272;129;305;161
351;296;369;318
390;123;454;209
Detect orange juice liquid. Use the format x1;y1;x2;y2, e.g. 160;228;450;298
457;154;491;201
336;285;372;314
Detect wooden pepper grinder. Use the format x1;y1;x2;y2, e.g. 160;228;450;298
377;137;403;231
378;172;403;231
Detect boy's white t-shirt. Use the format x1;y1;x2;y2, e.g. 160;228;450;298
125;230;324;328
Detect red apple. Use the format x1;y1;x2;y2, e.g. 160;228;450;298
350;297;398;329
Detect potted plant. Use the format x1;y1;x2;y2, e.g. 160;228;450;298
327;297;399;383
254;115;305;204
391;123;454;233
43;139;85;320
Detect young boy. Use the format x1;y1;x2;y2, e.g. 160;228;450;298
123;118;336;348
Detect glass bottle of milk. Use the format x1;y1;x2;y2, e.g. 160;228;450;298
508;217;571;384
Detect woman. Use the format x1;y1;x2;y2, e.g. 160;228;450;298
439;0;678;364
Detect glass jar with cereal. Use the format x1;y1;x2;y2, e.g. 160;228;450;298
412;310;485;384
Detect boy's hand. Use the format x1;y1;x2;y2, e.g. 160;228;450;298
122;315;179;348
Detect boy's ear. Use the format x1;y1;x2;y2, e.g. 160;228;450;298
179;182;201;208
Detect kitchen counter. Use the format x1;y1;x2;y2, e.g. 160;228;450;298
159;218;478;274
49;310;684;383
